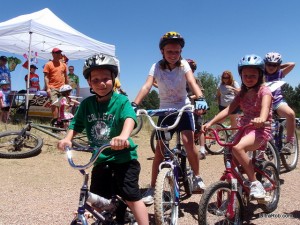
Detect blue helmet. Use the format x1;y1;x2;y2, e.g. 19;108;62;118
238;54;265;75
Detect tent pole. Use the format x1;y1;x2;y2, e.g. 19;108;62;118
25;32;32;122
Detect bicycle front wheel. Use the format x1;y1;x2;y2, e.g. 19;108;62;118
130;115;143;136
0;131;43;158
198;181;243;225
205;123;228;155
154;168;179;225
280;120;299;171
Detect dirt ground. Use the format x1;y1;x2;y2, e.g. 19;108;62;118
0;127;299;225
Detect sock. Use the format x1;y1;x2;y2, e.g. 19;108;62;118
200;146;206;154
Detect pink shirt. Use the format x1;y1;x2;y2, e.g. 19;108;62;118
234;85;273;142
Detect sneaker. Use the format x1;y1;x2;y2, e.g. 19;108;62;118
199;150;207;160
192;176;206;193
199;152;206;160
142;187;154;205
250;181;266;199
281;142;295;154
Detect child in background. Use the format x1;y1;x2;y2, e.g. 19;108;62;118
203;54;272;199
264;52;296;153
0;80;11;123
56;84;79;129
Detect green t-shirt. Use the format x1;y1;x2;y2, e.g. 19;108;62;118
69;92;138;165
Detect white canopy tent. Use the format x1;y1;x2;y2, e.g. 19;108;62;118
0;8;116;119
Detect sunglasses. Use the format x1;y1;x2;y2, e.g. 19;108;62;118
222;77;230;79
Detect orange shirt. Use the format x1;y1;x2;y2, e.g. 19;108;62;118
43;61;67;89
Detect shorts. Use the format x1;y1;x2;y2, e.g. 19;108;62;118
49;88;60;104
1;106;9;112
273;99;287;111
90;160;142;202
156;111;194;140
219;105;240;115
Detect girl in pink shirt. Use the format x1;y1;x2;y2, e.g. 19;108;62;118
203;54;273;199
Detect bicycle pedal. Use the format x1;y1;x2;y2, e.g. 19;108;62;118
256;196;272;204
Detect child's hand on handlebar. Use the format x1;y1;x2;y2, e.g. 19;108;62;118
250;117;265;128
201;122;212;133
57;139;72;151
110;136;130;150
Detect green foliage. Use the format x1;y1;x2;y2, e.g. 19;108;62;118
140;89;160;109
282;83;300;117
197;71;220;119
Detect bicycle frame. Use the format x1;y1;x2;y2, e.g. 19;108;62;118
137;104;194;223
207;124;278;219
66;145;125;225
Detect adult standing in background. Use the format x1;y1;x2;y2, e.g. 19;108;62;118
216;70;240;128
67;65;80;96
43;48;68;124
0;56;11;91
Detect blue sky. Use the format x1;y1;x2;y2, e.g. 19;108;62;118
1;0;299;101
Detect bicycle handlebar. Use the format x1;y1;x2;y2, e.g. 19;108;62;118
136;104;194;132
65;144;111;170
207;122;271;147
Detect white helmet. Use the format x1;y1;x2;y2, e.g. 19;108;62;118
264;52;282;64
59;84;72;93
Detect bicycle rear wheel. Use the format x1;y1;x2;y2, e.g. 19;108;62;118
280;120;299;171
198;181;243;225
205;123;228;155
0;130;43;158
154;168;179;225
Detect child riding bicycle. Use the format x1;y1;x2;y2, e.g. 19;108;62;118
57;54;148;225
133;31;208;205
203;54;273;199
264;52;296;154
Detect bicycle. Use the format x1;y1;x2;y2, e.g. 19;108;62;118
137;104;196;225
66;144;137;225
198;123;280;225
271;114;299;171
0;96;88;158
149;121;228;155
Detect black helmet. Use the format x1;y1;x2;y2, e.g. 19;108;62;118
83;54;119;79
159;31;185;49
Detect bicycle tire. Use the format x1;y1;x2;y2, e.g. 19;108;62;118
279;120;299;171
179;151;193;197
0;130;43;158
198;181;243;225
257;161;280;213
258;141;280;173
150;129;156;153
205;123;229;155
130;115;143;136
154;168;179;225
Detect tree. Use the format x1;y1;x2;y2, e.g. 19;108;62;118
139;89;160;109
197;71;220;119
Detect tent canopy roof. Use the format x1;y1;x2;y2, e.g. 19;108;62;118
0;8;115;60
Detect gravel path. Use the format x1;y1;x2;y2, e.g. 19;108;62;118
0;128;299;225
